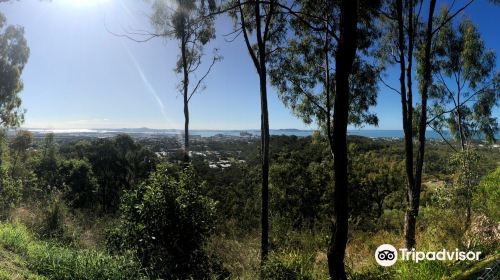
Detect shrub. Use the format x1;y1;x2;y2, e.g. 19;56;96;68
0;222;144;280
475;166;500;222
262;251;314;280
40;195;68;240
0;170;21;219
464;214;500;254
108;163;227;279
59;159;99;209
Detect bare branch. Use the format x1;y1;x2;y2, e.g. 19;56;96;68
188;54;219;102
224;29;243;42
288;79;328;115
432;0;475;35
428;123;458;152
379;75;401;95
105;22;173;43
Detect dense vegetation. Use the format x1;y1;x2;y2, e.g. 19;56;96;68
0;131;498;279
0;0;499;279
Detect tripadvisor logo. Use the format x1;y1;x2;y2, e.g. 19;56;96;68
375;244;398;266
375;244;481;267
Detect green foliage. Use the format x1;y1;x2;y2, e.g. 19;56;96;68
476;165;500;222
35;133;60;192
39;194;69;241
268;0;381;132
84;135;156;213
393;260;456;280
262;251;314;280
0;222;145;280
0;168;20;218
429;14;500;144
348;145;405;224
433;149;481;229
59;158;98;209
270;151;329;229
0;12;29;127
108;163;226;279
11;130;32;159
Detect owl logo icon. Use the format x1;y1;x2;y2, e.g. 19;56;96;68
375;244;398;266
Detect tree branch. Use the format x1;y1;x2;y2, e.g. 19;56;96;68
428;123;458;152
188;54;219;102
432;0;475;35
379;75;401;95
239;0;261;74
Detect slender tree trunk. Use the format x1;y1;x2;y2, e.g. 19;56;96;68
408;0;437;249
406;0;414;182
325;15;334;152
327;1;358;279
397;0;418;249
181;35;190;163
238;0;273;267
456;83;466;150
254;0;270;264
260;70;270;263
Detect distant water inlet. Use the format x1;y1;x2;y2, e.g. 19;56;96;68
18;128;500;141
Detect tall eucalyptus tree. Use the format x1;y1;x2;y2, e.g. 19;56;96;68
427;15;499;228
377;0;480;249
268;0;381;278
149;0;220;162
429;16;500;149
226;0;286;263
0;12;29;127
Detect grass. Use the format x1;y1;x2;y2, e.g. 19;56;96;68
209;211;499;280
0;222;146;280
448;253;500;280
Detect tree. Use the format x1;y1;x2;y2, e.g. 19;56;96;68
269;151;327;229
428;16;500;148
85;135;155;213
348;147;405;220
0;12;29;127
36;133;59;191
267;0;380;277
10;130;32;177
427;15;499;229
226;0;286;263
59;158;99;209
377;0;477;249
148;0;221;162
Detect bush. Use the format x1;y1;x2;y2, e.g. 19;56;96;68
475;166;500;222
464;214;500;254
59;159;99;209
0;222;144;280
108;163;227;279
38;194;71;241
0;170;21;219
262;251;314;280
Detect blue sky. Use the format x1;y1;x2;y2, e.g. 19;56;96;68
1;0;499;130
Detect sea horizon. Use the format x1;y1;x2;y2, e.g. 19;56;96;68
13;127;500;141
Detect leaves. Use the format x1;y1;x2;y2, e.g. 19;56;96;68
429;13;500;144
0;12;29;127
268;0;381;135
150;0;218;98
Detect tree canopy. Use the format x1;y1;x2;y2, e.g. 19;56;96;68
0;12;29;127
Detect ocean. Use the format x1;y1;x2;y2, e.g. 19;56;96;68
21;128;500;140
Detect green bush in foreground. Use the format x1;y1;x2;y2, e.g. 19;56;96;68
0;222;145;280
108;163;227;279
